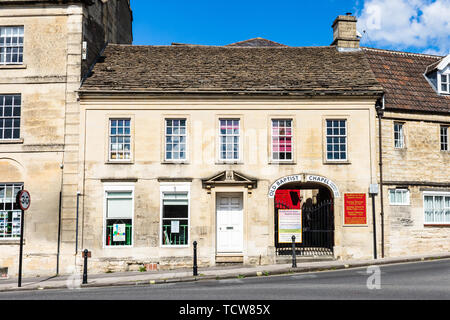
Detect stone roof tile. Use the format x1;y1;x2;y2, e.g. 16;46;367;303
80;44;383;96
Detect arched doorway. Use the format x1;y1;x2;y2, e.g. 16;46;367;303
271;176;336;257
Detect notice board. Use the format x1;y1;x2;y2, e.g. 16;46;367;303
278;209;302;243
344;193;367;225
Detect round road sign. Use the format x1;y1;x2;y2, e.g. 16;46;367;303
18;190;31;211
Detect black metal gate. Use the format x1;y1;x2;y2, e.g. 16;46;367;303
275;199;334;256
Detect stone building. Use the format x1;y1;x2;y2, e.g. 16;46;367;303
75;15;387;272
364;49;450;257
0;0;132;277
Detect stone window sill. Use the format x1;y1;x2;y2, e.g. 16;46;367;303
268;161;297;165
323;160;351;165
0;139;24;144
0;239;25;245
105;161;134;165
162;161;190;165
424;224;450;227
0;64;27;69
215;161;244;165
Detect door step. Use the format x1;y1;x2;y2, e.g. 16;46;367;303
216;255;244;264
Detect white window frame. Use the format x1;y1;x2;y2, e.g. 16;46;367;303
394;122;405;149
0;183;23;240
164;118;187;162
108;118;132;162
102;184;135;248
389;188;410;206
160;183;190;248
441;126;449;151
423;191;450;225
271;119;294;162
218;118;241;163
0;94;21;141
0;26;24;65
438;72;450;94
325;119;348;162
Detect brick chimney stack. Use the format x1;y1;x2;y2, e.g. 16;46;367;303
331;13;361;50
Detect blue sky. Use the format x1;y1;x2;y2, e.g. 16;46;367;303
130;0;450;56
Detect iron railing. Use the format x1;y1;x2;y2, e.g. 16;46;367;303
275;199;334;256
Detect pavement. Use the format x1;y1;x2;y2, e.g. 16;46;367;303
1;252;450;293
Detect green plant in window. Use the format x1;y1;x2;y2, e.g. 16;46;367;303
139;266;146;272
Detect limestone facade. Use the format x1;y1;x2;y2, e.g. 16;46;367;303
0;0;132;277
76;96;381;273
378;111;450;257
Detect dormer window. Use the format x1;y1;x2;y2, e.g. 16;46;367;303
425;54;450;95
441;74;449;94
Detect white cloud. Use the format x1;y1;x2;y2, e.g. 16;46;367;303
357;0;450;55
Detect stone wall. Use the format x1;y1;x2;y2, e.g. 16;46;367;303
77;97;379;274
377;111;450;257
0;1;132;278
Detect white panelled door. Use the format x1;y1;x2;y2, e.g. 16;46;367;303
216;194;243;253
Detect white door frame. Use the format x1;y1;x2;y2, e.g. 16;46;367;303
216;192;244;254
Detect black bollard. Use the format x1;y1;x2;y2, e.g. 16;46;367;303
193;241;198;276
83;249;89;284
292;236;297;268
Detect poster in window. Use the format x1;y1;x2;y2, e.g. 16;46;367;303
278;209;302;243
344;193;367;225
171;220;180;234
113;224;126;242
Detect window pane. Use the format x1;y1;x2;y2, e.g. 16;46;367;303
326;119;346;160
162;192;189;245
162;219;188;245
109;119;131;161
220;119;240;160
106;192;132;219
165;119;187;161
272;119;293;161
105;219;132;246
0;94;21;140
0;26;24;65
0;183;23;238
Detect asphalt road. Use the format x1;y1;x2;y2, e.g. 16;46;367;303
1;259;449;300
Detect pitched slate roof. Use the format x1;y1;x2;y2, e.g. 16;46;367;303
363;48;450;114
80;44;383;96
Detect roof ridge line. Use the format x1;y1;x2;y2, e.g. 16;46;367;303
362;47;443;59
106;43;338;49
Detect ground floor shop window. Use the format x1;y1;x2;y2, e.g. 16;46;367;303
104;187;133;246
0;183;23;239
162;192;189;246
424;193;450;225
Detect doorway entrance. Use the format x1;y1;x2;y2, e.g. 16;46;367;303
274;183;334;256
216;193;244;253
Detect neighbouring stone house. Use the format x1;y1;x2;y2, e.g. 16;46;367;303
364;48;450;257
0;0;132;277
